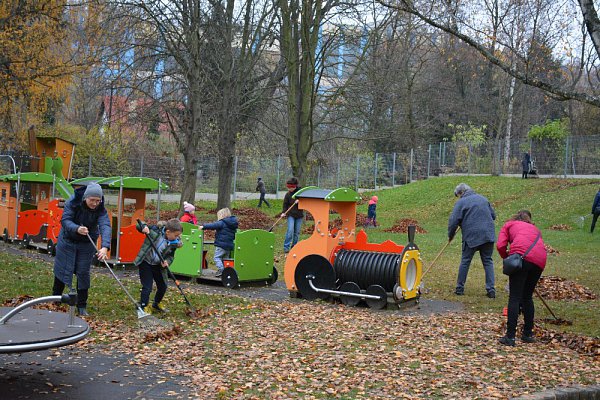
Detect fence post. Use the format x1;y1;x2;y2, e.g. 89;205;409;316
88;155;92;176
374;153;378;189
276;155;280;199
317;164;321;187
232;155;238;201
392;153;396;186
355;155;359;191
140;154;144;176
409;149;414;183
336;157;340;187
563;136;569;177
438;143;442;170
497;140;502;175
427;144;431;178
468;144;471;175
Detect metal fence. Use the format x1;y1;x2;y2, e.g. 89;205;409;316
2;135;599;197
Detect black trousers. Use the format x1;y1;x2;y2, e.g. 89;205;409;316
258;192;270;207
522;170;528;179
591;212;599;233
506;260;543;339
138;261;167;307
52;276;88;308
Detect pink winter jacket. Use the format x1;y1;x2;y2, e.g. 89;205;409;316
497;220;547;270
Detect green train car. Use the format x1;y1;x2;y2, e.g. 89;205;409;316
169;223;278;288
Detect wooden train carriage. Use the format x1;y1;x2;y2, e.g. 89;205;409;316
169;225;277;288
0;170;72;247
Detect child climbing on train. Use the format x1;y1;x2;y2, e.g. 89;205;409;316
134;218;183;314
366;195;378;227
199;208;238;277
180;201;198;224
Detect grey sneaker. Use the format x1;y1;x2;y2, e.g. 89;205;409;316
215;270;223;278
77;307;89;316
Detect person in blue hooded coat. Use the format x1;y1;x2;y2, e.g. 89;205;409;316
52;183;111;316
200;208;238;277
448;183;496;298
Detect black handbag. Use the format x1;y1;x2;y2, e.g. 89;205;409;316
502;232;541;276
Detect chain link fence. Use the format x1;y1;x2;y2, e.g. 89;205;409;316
2;135;599;198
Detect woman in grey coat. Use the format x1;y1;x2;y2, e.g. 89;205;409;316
52;183;111;316
448;183;496;298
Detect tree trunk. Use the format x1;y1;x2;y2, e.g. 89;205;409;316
503;75;516;168
179;144;198;216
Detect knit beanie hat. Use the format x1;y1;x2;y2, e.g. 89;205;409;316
368;196;378;205
183;201;195;213
83;183;103;199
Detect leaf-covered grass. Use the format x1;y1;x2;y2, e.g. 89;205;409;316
352;176;600;337
0;175;599;398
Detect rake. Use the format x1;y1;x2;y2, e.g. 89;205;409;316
86;234;166;327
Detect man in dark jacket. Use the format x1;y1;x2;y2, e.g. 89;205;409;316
256;177;270;208
52;183;111;316
591;186;600;233
448;183;497;298
282;177;303;253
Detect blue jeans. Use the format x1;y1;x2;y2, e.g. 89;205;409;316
283;216;303;252
456;241;495;294
214;246;230;272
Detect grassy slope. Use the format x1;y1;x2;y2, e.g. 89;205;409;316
355;176;600;337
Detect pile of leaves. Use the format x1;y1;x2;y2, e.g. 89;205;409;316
2;295;68;312
301;214;369;235
537;276;596;301
232;208;274;230
545;244;560;255
536;326;599;358
384;218;428;234
142;324;184;343
549;224;572;231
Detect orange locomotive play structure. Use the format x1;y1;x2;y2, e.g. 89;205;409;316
284;187;423;309
0;137;75;251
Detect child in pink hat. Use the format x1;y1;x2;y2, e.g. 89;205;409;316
180;201;198;225
366;196;378;227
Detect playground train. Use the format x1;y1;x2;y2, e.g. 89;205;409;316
0;137;423;309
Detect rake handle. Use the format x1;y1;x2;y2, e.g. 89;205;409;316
86;234;144;312
421;227;460;279
269;199;299;232
534;288;560;321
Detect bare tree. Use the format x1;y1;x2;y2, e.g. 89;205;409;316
379;0;600;108
108;0;282;208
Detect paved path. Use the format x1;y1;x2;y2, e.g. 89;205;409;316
1;347;193;400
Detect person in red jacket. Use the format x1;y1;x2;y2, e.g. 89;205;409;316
496;210;547;346
180;201;198;225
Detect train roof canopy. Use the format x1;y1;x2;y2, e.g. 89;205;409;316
70;177;105;186
0;172;55;183
99;176;168;191
293;187;359;202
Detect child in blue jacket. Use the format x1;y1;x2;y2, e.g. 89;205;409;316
200;208;238;277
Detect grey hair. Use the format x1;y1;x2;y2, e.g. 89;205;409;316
454;183;471;197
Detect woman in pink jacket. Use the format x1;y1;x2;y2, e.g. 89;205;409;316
496;210;547;346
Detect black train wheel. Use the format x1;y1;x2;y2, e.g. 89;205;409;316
221;267;239;289
267;266;278;286
21;234;30;249
3;228;8;242
47;239;56;256
294;255;336;301
365;285;388;310
339;282;361;307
